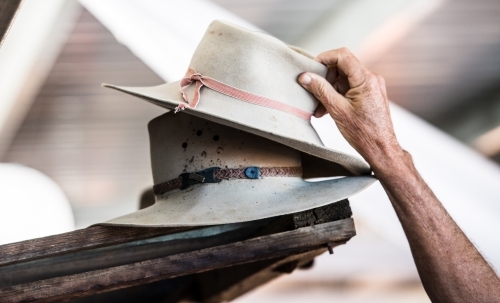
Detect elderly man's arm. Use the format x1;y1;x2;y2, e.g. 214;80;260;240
298;48;500;303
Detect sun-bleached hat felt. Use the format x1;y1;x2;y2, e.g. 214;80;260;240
103;20;371;176
102;112;375;227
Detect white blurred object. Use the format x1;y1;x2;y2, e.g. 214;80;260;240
79;0;258;82
0;0;80;158
296;0;446;65
0;163;74;245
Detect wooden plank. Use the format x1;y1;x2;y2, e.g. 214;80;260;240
0;200;351;268
0;219;355;303
69;250;327;303
0;201;352;301
0;220;272;286
0;225;190;267
68;275;196;303
61;201;352;303
0;0;22;47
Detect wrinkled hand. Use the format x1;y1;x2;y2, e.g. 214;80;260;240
299;48;403;170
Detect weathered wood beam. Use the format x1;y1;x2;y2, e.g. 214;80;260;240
0;225;188;267
0;219;355;303
69;249;333;303
0;221;271;286
0;200;351;269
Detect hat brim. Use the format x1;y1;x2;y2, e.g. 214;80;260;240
103;82;371;176
102;176;376;227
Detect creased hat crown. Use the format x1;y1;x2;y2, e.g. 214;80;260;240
187;20;327;115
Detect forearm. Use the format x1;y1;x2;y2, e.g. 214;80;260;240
373;148;500;303
299;47;500;302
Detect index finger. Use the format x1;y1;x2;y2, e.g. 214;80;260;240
315;48;367;89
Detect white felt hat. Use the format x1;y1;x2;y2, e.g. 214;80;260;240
103;20;371;176
104;112;376;227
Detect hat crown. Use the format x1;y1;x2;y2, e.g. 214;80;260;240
149;112;301;184
188;20;327;114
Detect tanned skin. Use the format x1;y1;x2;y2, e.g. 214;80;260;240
298;48;500;303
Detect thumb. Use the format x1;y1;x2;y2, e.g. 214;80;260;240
298;72;350;117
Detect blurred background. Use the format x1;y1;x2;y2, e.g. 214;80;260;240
1;0;500;302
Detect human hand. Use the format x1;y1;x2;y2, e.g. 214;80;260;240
299;48;404;171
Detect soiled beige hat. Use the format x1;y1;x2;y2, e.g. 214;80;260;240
103;112;375;227
103;20;371;176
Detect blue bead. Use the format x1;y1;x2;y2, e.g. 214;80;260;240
244;166;260;179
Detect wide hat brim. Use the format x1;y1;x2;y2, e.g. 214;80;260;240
103;176;376;227
103;81;371;176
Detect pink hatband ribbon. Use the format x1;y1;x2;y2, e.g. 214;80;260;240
175;68;313;120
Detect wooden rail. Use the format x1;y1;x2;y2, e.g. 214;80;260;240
0;200;354;302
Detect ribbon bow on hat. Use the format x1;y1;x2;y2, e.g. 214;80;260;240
176;68;313;120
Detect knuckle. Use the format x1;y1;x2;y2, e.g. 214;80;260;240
365;73;379;88
358;73;378;95
338;47;350;55
339;47;354;59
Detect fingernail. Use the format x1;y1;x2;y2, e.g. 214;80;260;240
300;74;312;85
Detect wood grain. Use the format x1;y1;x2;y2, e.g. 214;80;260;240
0;221;271;286
0;225;188;267
0;218;355;303
0;200;350;269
